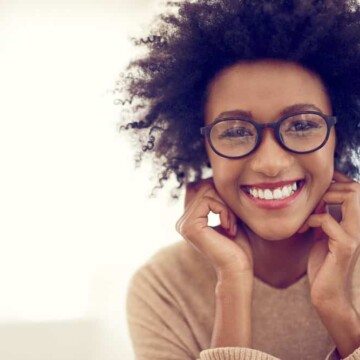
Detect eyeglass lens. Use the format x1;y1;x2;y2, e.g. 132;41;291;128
210;113;328;157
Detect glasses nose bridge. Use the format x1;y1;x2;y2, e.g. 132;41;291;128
250;120;294;176
255;121;288;154
259;121;278;131
257;121;279;139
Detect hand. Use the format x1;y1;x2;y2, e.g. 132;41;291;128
176;177;254;279
299;170;360;309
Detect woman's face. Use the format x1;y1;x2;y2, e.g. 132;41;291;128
205;60;336;240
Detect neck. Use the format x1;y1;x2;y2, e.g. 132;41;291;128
244;225;315;288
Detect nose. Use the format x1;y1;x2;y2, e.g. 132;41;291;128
249;128;295;177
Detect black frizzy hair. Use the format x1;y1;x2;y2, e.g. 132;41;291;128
118;0;360;198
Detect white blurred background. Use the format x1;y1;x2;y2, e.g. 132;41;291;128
0;0;187;359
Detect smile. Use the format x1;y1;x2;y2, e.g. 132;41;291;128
240;179;306;209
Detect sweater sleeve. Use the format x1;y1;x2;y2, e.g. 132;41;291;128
126;264;280;360
199;348;280;360
325;346;360;360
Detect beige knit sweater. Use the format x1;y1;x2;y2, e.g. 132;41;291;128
126;240;360;360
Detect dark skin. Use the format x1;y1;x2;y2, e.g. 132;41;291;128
184;178;329;289
177;60;360;356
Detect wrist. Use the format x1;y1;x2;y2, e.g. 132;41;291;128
215;273;254;299
314;301;360;358
312;295;352;316
211;293;253;348
211;275;253;349
216;267;254;286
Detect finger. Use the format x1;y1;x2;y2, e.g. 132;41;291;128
309;214;359;268
183;181;239;237
297;198;328;233
328;181;360;192
180;184;222;233
297;222;309;234
206;192;238;237
178;184;215;232
180;196;232;240
206;193;238;236
228;209;238;238
306;213;355;260
332;170;354;183
185;178;214;208
209;197;231;230
314;198;328;214
323;190;359;204
187;186;226;217
191;187;237;233
181;191;232;237
322;190;360;237
184;183;217;218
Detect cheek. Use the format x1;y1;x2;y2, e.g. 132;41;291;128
304;149;334;191
211;160;244;194
304;130;336;177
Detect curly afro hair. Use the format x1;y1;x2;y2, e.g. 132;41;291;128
118;0;360;199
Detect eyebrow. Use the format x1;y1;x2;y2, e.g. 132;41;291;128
215;103;324;121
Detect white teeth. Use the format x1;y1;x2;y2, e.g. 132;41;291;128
282;186;291;197
252;188;258;197
264;189;273;200
247;181;301;200
273;189;282;200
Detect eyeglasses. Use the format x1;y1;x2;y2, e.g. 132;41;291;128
200;111;337;159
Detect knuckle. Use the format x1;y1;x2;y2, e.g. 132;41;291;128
202;185;215;195
185;180;213;199
202;194;214;202
338;239;357;259
348;239;359;253
181;223;195;239
311;291;328;306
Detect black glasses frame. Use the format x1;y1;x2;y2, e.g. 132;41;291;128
200;111;337;159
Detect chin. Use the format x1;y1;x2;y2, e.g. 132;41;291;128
244;222;300;241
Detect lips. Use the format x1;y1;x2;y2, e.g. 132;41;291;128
241;178;304;191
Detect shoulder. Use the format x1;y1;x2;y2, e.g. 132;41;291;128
126;241;216;357
127;240;216;304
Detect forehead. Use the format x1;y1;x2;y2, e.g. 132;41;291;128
205;60;332;124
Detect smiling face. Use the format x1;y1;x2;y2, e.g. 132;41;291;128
205;60;336;240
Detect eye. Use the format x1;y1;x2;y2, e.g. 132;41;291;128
288;120;321;132
211;119;257;143
281;115;325;138
219;127;255;138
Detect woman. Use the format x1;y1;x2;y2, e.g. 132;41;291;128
121;1;360;359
